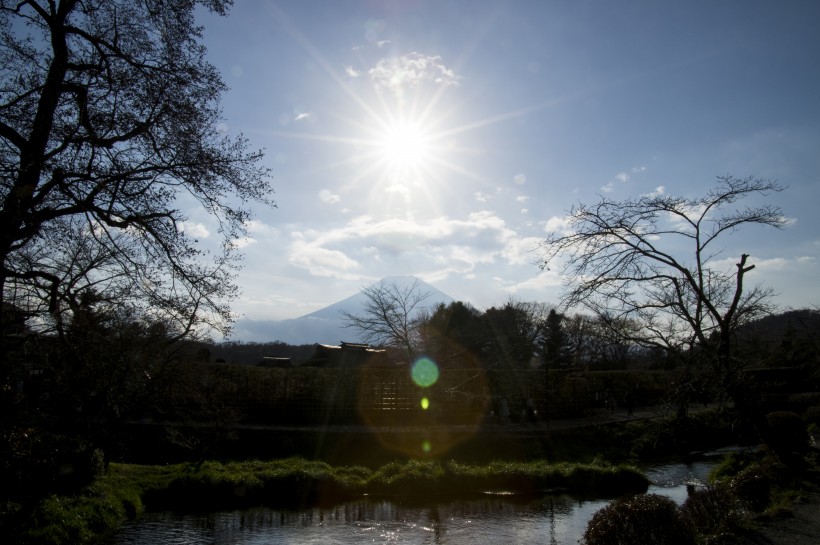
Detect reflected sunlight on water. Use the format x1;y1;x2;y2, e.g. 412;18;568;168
113;462;715;545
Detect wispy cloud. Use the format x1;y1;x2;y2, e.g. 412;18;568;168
294;112;311;121
544;215;573;234
286;212;528;281
244;220;278;236
616;172;630;183
178;221;210;239
289;237;360;279
500;270;563;294
642;185;665;197
319;189;341;204
514;173;527;185
232;236;257;249
369;52;460;94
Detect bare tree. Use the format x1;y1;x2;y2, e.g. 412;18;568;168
342;278;432;358
539;176;786;399
0;1;273;346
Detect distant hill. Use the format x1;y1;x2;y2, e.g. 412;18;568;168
232;276;454;344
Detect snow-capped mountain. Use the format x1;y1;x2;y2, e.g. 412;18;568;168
232;276;454;344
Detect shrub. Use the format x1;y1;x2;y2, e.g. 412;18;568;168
729;468;770;512
582;493;695;545
802;406;820;427
680;485;742;535
766;411;809;452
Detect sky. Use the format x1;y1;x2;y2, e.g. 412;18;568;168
191;0;820;335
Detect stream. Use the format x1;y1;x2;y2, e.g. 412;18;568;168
111;461;717;545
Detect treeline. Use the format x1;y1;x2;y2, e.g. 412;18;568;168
2;299;818;504
202;341;315;365
196;303;820;373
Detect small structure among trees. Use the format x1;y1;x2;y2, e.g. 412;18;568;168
305;342;392;368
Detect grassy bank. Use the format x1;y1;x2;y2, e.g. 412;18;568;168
5;457;648;545
139;457;649;509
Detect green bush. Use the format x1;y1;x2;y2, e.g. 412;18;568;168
680;485;742;536
582;493;695;545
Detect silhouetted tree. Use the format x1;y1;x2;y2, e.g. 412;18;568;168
540;176;785;394
479;299;549;369
540;176;790;448
0;0;271;487
418;301;484;366
0;0;272;366
342;278;432;359
542;309;569;369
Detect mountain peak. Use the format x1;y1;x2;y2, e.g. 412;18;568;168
300;276;452;320
233;277;454;344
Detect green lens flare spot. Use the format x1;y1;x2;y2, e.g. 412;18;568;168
422;440;432;453
420;397;430;410
411;357;439;388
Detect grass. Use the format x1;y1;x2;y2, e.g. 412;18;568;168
6;457;649;544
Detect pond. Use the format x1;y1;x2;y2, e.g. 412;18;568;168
111;461;716;545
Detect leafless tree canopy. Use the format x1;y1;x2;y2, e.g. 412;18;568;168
342;278;432;357
0;0;273;338
539;176;786;372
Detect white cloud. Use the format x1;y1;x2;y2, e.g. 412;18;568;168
632;166;647;173
294;112;311;121
616;172;630;183
244;220;278;236
369;52;460;94
643;185;665;197
500;236;542;265
178;221;210;239
707;254;814;273
288;239;360;279
601;182;615;193
514;173;526;185
286;211;530;281
232;236;256;249
500;270;563;294
345;65;361;77
475;192;490;202
385;183;410;198
544;215;573;234
319;189;341;204
516;195;529;203
376;40;391;48
520;208;528;215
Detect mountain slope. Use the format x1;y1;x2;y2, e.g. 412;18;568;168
232;276;454;344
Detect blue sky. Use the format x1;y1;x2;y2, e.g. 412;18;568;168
191;0;820;332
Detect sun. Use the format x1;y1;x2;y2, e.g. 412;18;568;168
377;119;434;174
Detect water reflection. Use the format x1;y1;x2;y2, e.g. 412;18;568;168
114;495;610;545
113;462;715;545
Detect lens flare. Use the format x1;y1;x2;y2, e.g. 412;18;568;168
411;357;439;388
422;440;432;454
420;397;430;410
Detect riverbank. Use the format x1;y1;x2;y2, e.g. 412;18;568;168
121;404;739;466
2;458;648;545
5;407;808;544
755;491;820;545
